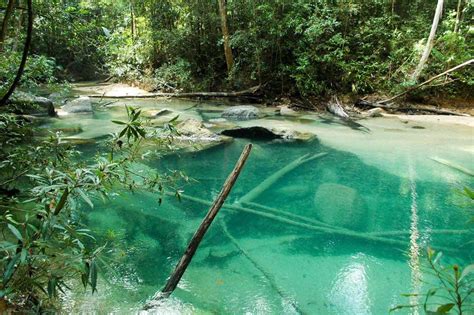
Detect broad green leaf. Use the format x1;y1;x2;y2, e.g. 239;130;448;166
7;224;22;241
77;189;94;208
90;259;98;293
436;303;455;313
460;264;474;281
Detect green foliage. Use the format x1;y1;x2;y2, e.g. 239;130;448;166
0;108;181;311
0;53;59;95
391;249;473;314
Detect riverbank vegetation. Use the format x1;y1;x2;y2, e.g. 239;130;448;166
0;0;473;313
1;0;473;101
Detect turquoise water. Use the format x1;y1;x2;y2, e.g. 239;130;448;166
45;98;473;314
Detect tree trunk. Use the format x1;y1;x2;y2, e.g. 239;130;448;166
152;144;252;301
0;0;32;107
0;0;16;51
130;0;137;40
454;0;465;33
218;0;233;73
411;0;444;82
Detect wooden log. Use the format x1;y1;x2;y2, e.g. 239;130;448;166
245;201;347;232
88;85;262;99
369;229;472;237
172;192;458;254
327;96;349;119
430;157;474;177
149;144;252;302
239;152;328;204
355;100;470;117
379;59;474;105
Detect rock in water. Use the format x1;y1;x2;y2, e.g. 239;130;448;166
221;105;262;120
314;183;367;229
364;108;384;118
279;105;299;117
221;126;282;140
10;92;56;116
61;96;93;113
221;126;316;141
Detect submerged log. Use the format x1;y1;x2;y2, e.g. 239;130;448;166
172;192;458;254
89;85;262;99
146;144;252;305
239;152;328;204
430;157;474;176
219;219;303;314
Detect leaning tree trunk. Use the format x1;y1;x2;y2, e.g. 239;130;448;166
0;0;16;51
411;0;444;82
218;0;234;73
0;0;32;106
454;0;465;33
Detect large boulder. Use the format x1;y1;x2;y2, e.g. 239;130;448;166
153;118;232;153
61;96;93;113
314;183;368;229
221;105;262;120
10;92;56;116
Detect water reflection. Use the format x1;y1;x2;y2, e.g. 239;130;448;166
328;254;371;315
408;162;421;315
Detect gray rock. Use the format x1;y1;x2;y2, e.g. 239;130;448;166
221;105;262;120
279;105;299;117
364;107;385;118
62;96;93;113
10;92;56;116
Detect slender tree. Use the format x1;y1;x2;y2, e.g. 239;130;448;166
0;0;16;51
454;0;465;33
411;0;444;82
218;0;233;73
0;0;32;106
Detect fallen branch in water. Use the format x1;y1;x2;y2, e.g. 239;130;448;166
430;157;474;176
145;144;252;306
219;218;303;314
88;85;262;99
239;152;328;204
173;192;459;254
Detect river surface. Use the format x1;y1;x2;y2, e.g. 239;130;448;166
39;88;473;314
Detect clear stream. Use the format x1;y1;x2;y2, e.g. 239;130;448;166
41;93;473;314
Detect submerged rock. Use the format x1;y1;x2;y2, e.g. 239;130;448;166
314;183;368;229
221;105;262;120
10;92;56;116
61;96;93;113
221;126;315;141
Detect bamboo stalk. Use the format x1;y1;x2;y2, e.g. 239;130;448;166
146;144;252;305
239;152;328;204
